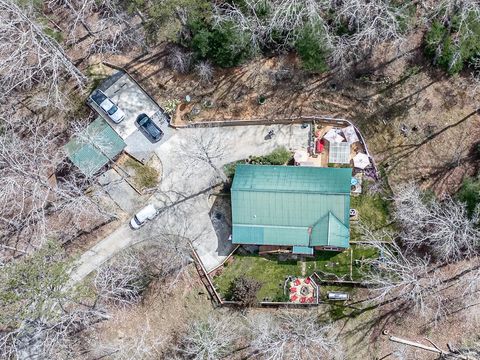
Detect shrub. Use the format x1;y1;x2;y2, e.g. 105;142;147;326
194;60;214;83
250;147;292;165
295;24;329;73
167;46;192;73
188;20;252;67
223;160;244;180
457;177;480;217
424;15;480;74
228;276;261;306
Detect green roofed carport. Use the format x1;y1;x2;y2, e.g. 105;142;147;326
231;165;351;252
64;117;126;177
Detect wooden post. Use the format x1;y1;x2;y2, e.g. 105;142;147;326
349;247;353;280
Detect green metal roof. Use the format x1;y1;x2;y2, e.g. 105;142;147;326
64;117;125;177
310;212;350;248
232;165;352;194
231;165;351;250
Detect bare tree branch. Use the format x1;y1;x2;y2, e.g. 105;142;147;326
0;0;86;108
179;311;242;360
247;311;342;360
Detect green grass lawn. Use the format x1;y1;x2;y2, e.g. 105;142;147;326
214;254;302;301
305;246;377;280
213;245;377;301
350;188;391;241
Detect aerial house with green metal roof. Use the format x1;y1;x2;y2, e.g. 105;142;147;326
231;165;352;255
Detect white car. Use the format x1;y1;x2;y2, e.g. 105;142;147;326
89;89;125;123
130;204;158;230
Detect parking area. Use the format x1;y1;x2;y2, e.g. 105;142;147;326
151;124;310;271
70;122;310;283
88;71;172;163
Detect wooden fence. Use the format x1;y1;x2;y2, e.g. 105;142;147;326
189;244;223;306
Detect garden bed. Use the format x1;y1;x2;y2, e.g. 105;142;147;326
121;156;160;191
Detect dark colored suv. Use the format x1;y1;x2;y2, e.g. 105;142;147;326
136;113;164;143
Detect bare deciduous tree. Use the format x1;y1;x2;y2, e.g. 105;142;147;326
393;184;480;262
359;230;443;316
0;0;86;108
44;0;145;55
94;249;151;306
46;0;97;41
212;0;328;52
88;0;146;56
167;46;193;74
87;318;164;360
0;241;109;359
247;311;342;360
0;115;114;257
178;128;230;184
179;311;242;360
468;56;480;97
212;0;412;74
422;0;480;72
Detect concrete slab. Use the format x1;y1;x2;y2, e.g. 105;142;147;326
151;123;310;270
103;73;161;139
154;123;310;201
124;118;175;163
88;72;172;163
98;169;146;214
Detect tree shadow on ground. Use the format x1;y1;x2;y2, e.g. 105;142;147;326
376;110;478;176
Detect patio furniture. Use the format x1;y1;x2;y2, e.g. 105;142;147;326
315;139;325;153
305;277;311;284
294;150;309;164
341;125;360;144
300;297;307;303
294;279;301;286
307;297;315;303
351;173;363;195
353;153;370;169
329;142;350;164
324;128;345;143
290;295;298;302
290;287;297;293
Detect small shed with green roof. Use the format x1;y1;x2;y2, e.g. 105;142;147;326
64;117;126;177
231;165;351;254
